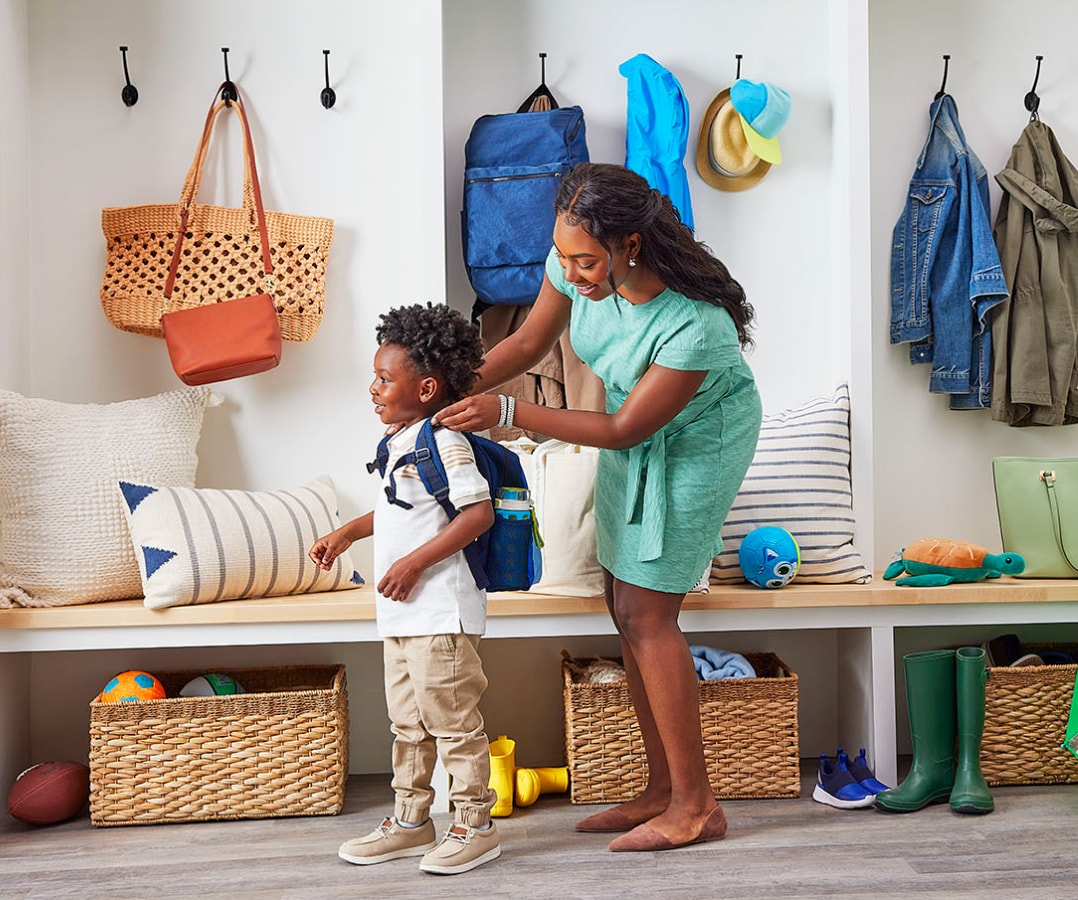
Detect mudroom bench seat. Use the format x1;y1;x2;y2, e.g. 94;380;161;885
3;577;1078;789
3;577;1077;649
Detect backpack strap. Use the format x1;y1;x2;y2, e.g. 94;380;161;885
366;433;391;477
411;420;456;521
419;423;490;590
366;431;418;510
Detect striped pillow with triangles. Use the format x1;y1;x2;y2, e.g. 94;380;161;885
119;475;363;609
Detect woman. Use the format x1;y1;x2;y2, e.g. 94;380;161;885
436;163;761;852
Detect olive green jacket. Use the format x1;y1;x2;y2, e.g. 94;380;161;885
991;121;1078;426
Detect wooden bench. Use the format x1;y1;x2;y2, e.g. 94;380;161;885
3;578;1078;792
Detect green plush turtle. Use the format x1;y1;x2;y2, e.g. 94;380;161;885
884;538;1026;586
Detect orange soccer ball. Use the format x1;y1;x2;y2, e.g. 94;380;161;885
97;670;166;703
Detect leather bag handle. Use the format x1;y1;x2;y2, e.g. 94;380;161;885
164;83;274;304
1041;469;1078;573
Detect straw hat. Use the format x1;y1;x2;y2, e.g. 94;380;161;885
695;87;771;192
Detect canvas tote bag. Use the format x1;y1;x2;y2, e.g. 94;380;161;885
993;456;1078;577
507;438;604;596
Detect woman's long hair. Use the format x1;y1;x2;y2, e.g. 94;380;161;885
554;163;755;348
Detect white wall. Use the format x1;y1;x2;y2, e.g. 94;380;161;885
0;0;30;395
868;0;1078;560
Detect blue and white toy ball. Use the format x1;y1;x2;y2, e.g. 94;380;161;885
179;673;246;697
739;526;801;589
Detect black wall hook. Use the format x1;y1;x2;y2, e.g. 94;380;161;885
321;49;336;109
934;54;950;100
735;53;743;79
1025;55;1044;121
119;45;138;107
220;47;237;105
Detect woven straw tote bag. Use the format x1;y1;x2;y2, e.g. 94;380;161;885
100;82;333;342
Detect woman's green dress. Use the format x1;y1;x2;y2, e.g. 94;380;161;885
547;250;762;593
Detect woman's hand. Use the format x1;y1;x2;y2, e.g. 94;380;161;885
433;393;502;433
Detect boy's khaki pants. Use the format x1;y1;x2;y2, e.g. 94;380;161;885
383;632;497;827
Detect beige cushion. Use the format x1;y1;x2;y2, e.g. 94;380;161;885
119;476;363;610
0;388;215;608
711;385;872;585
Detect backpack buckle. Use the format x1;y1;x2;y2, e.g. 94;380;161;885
414;447;432;462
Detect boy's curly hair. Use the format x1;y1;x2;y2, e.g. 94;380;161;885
375;303;484;404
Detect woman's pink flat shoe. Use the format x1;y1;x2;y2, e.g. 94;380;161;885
607;805;728;851
574;806;642;833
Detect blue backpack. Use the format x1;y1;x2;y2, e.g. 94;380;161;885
368;420;542;592
461;106;589;310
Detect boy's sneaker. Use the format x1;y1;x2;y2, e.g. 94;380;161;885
420;822;501;875
338;816;437;865
812;751;875;809
845;747;890;796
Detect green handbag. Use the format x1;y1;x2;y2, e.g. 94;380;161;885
993;457;1078;578
1065;668;1078;759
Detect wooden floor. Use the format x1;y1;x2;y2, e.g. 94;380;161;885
3;763;1077;900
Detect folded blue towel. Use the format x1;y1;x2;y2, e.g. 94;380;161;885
689;645;756;681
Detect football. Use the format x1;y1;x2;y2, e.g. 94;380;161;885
7;760;90;825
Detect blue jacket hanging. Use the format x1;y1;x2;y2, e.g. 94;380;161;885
889;94;1008;410
619;53;694;230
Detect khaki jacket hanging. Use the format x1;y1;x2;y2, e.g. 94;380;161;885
991;121;1078;426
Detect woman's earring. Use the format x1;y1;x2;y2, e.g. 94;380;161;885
628;257;637;268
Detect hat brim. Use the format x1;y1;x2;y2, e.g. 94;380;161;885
739;115;782;164
695;88;771;192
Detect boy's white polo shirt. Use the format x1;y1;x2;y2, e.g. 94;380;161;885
373;419;490;637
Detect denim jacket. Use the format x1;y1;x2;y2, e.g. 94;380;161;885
890;94;1008;409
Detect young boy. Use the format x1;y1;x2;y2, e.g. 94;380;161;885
309;303;501;876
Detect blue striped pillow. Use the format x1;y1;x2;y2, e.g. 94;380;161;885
711;385;872;585
119;476;364;609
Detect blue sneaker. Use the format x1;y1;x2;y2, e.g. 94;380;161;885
845;747;890;796
812;751;875;809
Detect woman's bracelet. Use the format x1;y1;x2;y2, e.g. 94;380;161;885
496;394;516;429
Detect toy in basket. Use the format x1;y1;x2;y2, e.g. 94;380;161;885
97;670;166;703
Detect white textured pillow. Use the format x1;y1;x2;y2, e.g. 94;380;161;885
119;475;364;610
711;385;872;585
0;388;215;608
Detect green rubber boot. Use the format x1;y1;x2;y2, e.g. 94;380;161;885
875;649;956;812
950;646;994;814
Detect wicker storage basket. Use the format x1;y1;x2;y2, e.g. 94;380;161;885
562;653;800;803
982;648;1078;786
89;664;348;826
